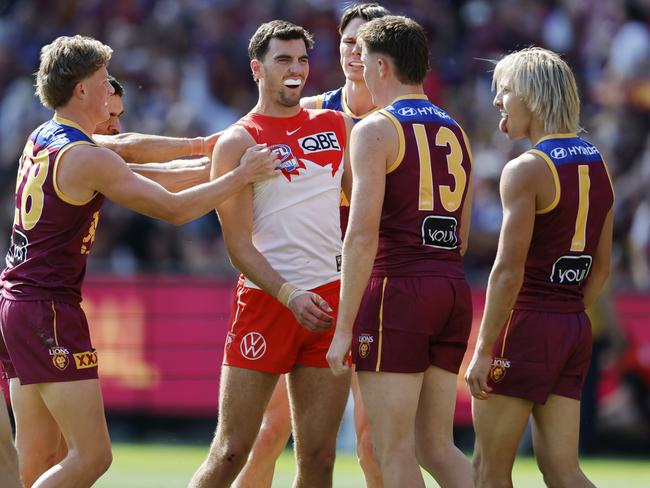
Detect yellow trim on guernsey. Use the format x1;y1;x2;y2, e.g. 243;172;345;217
53;142;100;206
535;132;578;143
528;149;561;214
341;93;378;120
378;110;405;174
375;277;388;372
54;115;95;140
315;95;323;110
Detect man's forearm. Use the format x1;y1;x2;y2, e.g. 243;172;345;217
95;133;207;163
476;266;523;353
337;233;378;332
226;243;286;300
129;158;209;192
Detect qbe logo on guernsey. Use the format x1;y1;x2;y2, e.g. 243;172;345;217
240;332;267;360
298;132;340;154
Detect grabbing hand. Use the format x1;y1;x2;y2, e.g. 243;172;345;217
287;292;334;332
239;144;280;183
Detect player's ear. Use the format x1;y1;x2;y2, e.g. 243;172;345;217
251;59;262;83
73;81;86;99
378;56;389;79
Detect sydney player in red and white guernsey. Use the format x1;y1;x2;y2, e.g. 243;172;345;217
238;5;391;488
0;35;278;488
465;48;614;488
328;15;474;488
188;21;353;488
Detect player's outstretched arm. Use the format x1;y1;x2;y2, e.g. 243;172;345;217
94;130;222;163
583;208;613;308
465;154;538;399
128;157;210;192
327;115;392;376
60;143;276;226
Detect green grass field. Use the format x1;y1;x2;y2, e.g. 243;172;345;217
94;443;649;487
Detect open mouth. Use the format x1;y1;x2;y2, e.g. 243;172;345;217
283;78;302;88
348;61;363;69
499;111;509;134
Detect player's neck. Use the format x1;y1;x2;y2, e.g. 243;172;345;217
343;80;375;114
252;98;303;118
382;83;425;107
528;117;547;146
55;106;96;135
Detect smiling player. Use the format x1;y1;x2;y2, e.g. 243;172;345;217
189;20;353;488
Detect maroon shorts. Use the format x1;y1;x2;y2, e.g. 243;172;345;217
353;275;472;374
0;297;98;385
488;309;592;404
223;280;339;374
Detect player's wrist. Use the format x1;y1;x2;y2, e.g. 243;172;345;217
276;282;297;307
188;137;206;157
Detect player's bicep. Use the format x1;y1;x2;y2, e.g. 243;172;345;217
347;121;389;238
84;148;174;217
212;129;255;247
494;161;536;270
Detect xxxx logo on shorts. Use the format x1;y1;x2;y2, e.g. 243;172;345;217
490;357;510;383
73;351;98;369
49;346;70;371
358;334;374;359
240;332;267;360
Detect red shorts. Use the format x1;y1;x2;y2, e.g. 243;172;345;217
353;275;472;374
488;309;592;404
0;297;98;385
223;279;340;374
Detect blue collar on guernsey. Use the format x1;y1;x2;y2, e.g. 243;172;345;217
384;94;453;124
533;133;601;166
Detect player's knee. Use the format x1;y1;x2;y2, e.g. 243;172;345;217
296;444;336;474
210;437;255;472
79;444;113;479
256;420;291;453
472;453;511;488
538;462;583;488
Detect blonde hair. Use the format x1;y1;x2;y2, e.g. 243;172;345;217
36;35;113;110
493;47;581;134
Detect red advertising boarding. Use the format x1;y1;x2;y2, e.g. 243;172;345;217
2;276;649;425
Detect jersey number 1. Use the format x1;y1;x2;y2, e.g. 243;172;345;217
414;124;467;212
570;165;590;252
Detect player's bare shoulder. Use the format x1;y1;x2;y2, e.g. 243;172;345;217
352;110;398;147
212;124;257;173
500;150;552;199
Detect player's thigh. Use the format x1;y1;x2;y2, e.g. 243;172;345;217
288;366;350;445
415;365;458;446
37;379;110;455
531;394;581;469
10;379;62;452
217;366;280;441
357;370;422;449
472;394;532;471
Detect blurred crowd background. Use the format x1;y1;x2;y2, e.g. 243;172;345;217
0;0;649;453
0;0;647;285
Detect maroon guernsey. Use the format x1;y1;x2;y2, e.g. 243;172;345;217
372;95;472;279
515;133;614;312
2;116;104;303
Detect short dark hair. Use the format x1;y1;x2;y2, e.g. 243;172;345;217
338;2;390;35
108;75;124;97
248;20;314;61
357;15;430;85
